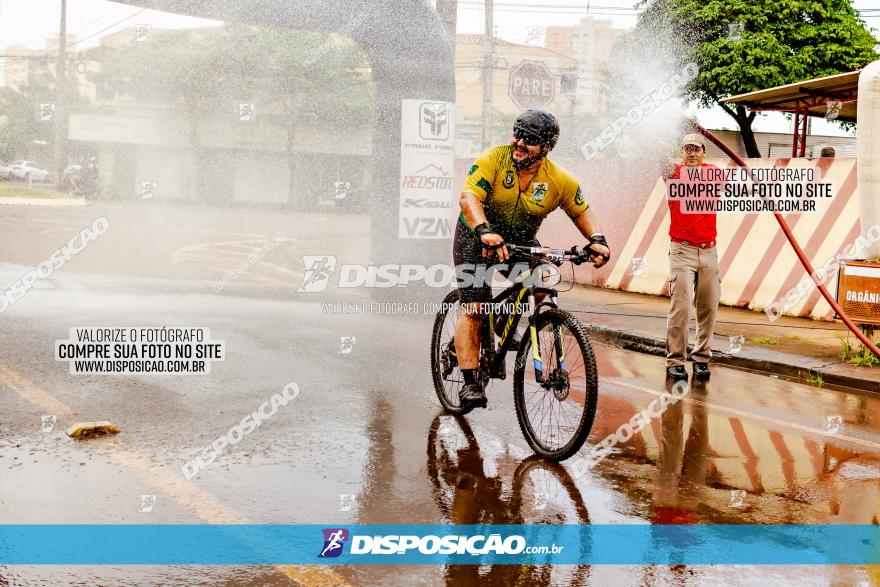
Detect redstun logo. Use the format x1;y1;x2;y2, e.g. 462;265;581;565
401;164;453;190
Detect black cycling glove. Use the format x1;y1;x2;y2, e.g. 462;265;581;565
586;233;611;262
475;223;505;249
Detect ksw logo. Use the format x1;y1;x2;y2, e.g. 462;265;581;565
318;528;349;558
420;102;449;140
403;199;451;208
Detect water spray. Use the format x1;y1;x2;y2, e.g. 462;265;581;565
689;121;880;360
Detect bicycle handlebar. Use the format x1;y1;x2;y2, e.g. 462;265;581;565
505;244;599;266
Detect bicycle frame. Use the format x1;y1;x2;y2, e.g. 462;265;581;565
480;265;566;385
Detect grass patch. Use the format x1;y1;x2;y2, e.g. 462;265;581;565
0;183;74;199
751;336;779;345
806;370;824;387
839;337;880;368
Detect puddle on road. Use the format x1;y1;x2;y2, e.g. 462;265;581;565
590;345;880;525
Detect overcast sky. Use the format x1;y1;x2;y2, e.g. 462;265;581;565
1;0;878;136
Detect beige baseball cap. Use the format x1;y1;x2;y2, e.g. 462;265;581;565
681;133;707;150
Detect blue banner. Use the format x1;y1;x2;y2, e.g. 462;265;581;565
0;524;878;565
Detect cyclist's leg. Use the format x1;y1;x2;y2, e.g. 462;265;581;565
455;304;483;370
453;218;492;366
453;219;492;407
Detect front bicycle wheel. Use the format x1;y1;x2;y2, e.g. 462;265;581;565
430;289;472;415
513;309;598;461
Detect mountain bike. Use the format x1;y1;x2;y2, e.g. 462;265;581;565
430;244;600;462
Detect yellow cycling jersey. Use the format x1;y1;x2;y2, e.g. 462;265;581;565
461;144;588;242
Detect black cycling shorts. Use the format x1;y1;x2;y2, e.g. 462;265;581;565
452;218;539;304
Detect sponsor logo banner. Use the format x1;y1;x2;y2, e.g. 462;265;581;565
1;524;878;564
399;99;455;239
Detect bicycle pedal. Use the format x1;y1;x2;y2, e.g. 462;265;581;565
489;366;506;380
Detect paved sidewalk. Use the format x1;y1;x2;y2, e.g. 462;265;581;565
0;196;86;207
563;285;879;393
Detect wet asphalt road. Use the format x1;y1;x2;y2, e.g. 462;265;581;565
1;203;879;586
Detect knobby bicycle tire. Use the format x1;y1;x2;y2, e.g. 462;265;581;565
513;309;598;461
430;289;473;415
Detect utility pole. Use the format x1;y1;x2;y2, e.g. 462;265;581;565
481;0;493;149
53;0;68;189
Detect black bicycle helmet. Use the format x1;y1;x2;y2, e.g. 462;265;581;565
513;110;560;150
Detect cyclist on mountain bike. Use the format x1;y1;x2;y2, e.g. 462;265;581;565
454;110;611;410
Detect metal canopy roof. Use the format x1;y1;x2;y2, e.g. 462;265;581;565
722;70;861;122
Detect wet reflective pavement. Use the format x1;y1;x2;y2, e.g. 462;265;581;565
1;206;879;585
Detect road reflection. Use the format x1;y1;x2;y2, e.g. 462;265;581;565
426;414;590;586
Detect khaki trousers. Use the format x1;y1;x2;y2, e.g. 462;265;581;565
666;242;720;367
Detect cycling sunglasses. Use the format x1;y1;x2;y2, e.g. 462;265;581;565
513;127;542;146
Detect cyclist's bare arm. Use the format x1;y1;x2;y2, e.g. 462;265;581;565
571;209;610;268
460;191;509;263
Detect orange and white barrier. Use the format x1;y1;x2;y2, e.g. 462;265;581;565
455;155;863;321
597;157;862;321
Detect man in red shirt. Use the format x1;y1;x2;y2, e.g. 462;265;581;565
663;133;720;381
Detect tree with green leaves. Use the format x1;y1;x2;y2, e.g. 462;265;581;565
91;25;370;203
0;62;83;163
636;0;879;156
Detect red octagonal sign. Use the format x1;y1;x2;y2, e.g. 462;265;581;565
508;61;555;110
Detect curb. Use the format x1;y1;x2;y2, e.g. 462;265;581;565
0;196;86;207
585;323;878;393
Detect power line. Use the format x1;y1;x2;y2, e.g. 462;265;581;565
13;7;150;63
69;5;132;38
69;8;150;47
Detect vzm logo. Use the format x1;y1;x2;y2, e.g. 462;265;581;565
420;102;449;140
503;170;515;189
402;217;451;237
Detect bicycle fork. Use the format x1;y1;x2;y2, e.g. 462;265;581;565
527;292;565;385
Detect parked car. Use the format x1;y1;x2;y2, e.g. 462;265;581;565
9;161;51;183
0;160;11;181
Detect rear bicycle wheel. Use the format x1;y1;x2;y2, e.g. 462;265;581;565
430;289;472;415
513;309;598;461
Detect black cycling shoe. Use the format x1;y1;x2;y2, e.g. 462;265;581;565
693;362;711;379
459;383;488;409
666;365;688;381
